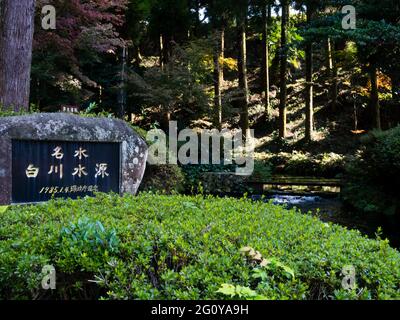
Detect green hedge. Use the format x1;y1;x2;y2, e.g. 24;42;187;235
0;193;399;300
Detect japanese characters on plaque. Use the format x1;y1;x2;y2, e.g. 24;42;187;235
12;140;120;204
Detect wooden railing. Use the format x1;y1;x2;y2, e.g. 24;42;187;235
247;176;343;194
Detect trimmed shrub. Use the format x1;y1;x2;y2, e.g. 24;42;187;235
0;193;399;300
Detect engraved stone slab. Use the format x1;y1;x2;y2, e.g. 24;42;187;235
0;113;148;204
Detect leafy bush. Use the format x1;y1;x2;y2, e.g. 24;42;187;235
182;160;271;196
343;126;400;216
198;172;248;195
0;193;399;300
127;41;211;124
264;151;346;178
129;125;148;142
249;160;273;182
139;164;186;194
182;164;248;195
0;109;35;118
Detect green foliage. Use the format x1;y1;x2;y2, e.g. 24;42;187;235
183;38;215;84
182;160;272;196
60;218;120;255
129;125;148;142
84;102;99;115
55;217;120;277
32;0;127;112
127;42;211;122
217;284;267;300
0;193;399;300
217;246;305;300
264;151;346;178
140;164;186;194
182;164;248;194
251;160;273;182
254;14;305;70
0;206;8;214
126;0;153;46
79;102;115;118
0;106;37;118
343;126;400;216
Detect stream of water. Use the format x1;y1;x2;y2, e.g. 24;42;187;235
251;194;400;248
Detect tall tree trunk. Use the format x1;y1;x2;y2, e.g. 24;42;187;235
160;33;170;128
160;34;172;69
262;1;271;118
213;28;224;128
279;0;289;138
194;0;202;37
0;0;36;111
327;38;338;110
219;28;225;83
305;5;314;141
132;45;142;69
118;45;127;119
353;96;358;131
159;34;165;70
238;19;249;135
369;64;381;130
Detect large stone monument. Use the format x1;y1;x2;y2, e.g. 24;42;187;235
0;113;148;205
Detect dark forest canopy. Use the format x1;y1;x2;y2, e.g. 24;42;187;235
0;0;399;139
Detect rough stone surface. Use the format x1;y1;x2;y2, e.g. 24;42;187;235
0;113;148;205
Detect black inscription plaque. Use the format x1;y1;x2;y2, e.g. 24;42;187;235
12;140;121;204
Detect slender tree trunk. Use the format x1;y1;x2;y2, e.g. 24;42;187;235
220;29;225;127
262;1;271;118
305;6;314;141
213;29;224;128
327;38;338;110
279;0;289;138
213;51;221;127
159;34;164;70
0;0;36;111
160;34;172;69
160;33;170;129
132;45;142;69
353;97;358;131
194;0;202;37
163;110;171;132
238;19;249;135
118;45;127;119
369;64;381;130
219;28;225;83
